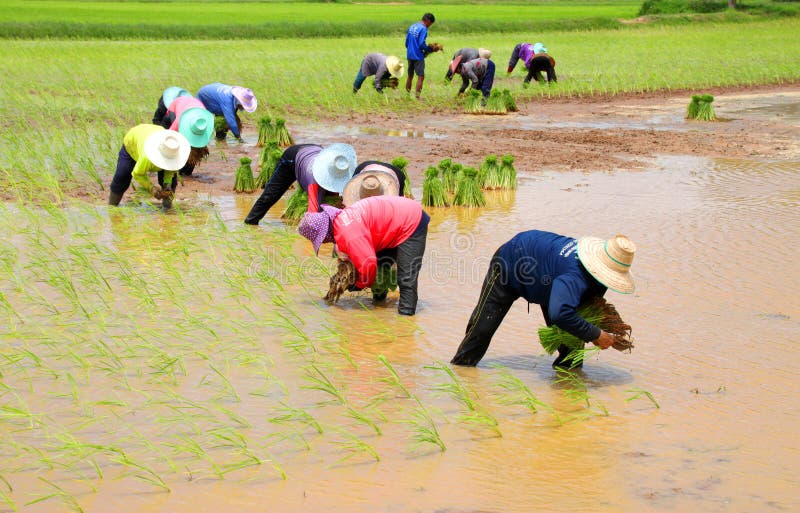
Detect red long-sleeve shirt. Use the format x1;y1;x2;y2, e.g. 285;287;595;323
333;196;423;288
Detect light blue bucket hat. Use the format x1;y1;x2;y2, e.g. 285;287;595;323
162;86;192;108
312;143;357;193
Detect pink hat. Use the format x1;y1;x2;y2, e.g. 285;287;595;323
298;204;342;254
231;86;258;113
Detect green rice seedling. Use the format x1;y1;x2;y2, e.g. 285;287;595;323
390;156;413;198
625;387;660;409
269;403;324;434
257;115;274;147
499;154;517;190
281;190;340;223
456;409;502;438
233;157;256;193
452;167;486;207
479;154;501;189
464;89;483;114
25;477;85;513
274;118;295;147
213;115;227;140
502;89;518;112
484;89;507;115
345;406;383;436
369;264;397;299
377;354;412;398
301;364;346;405
331;429;380;465
686;93;717;121
256;146;282;189
494;370;560;421
404;394;446;452
538;297;632;359
165;434;224;480
0;475;14;512
554;369;609;418
422;166;449;207
426;361;477;411
439;159;458;194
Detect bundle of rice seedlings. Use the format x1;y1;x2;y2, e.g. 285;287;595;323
464;89;483;114
538;296;633;354
439;158;457;194
450;162;464;184
370;265;398;298
502;89;518;112
479;154;501;189
390;156;413;198
686;94;717;121
452;167;485;207
274;118;295;147
214;115;228;140
257;140;280;170
255;146;282;189
499;154;517;190
187;146;210;167
325;259;356;304
257;116;274;147
282;191;343;223
381;77;400;89
233;157;256;193
422;166;449;207
484;90;507;115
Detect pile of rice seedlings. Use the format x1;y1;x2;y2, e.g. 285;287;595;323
464;89;483;114
484;90;507;115
686;94;716;121
274;118;295;147
370;265;398;297
325;259;356;303
480;154;502;189
233;157;256;193
257;115;274;147
282;190;342;223
380;77;400;89
499;154;517;190
452;167;485;207
255;146;282;189
502;89;518;112
422;166;449;207
538;297;633;354
214;115;228;140
390;156;413;198
439;158;457;194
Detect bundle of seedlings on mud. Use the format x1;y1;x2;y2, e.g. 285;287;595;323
274;118;295;147
452;167;486;207
479;154;502;189
390;156;413;198
422;166;449;207
502;89;518;112
257;116;274;147
256;144;282;188
538;296;633;355
499;154;517;190
438;158;456;194
214;115;228;140
325;259;356;304
233;157;256;193
686;94;716;121
484;90;507;115
464;89;484;114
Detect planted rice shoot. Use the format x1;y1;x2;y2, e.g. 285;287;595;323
257;115;274;147
499;154;517;190
625;387;660;409
686;93;717;121
479;154;501;189
452;167;486;207
494;370;559;420
422;166;449;207
377;354;412;399
390;156;413;198
233;157;255;193
274;118;295;147
404;394;446;452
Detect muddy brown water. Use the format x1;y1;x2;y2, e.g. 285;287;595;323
4;95;800;513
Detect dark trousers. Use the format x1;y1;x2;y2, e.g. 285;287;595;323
394;212;429;315
110;145;176;196
152;96;170;127
525;56;557;84
244;145;309;224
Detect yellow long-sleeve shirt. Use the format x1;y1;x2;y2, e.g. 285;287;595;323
123;124;175;192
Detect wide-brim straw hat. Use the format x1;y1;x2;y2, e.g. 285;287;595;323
178;107;214;148
162;86;191;108
386;55;405;78
311;143;357;193
478;47;492;59
298;204;342;254
577;234;636;294
231;86;258;113
342;167;400;207
143;129;190;171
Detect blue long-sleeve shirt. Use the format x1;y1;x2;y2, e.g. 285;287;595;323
405;22;431;61
497;230;607;341
196;83;241;138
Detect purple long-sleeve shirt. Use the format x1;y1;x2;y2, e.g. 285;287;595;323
196;83;241;138
508;43;535;73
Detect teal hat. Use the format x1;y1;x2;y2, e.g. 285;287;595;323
178;107;214;148
162;86;191;108
532;42;547;54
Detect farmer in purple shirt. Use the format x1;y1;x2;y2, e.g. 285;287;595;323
196;82;257;141
508;42;557;85
451;230;637;369
404;12;436;98
456;49;496;101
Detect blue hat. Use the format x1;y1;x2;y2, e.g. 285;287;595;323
162;86;191;108
312;144;357;193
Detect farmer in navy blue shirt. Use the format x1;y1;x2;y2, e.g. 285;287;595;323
405;13;436;98
451;230;637;368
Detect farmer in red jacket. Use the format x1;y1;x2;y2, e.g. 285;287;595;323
298;196;430;315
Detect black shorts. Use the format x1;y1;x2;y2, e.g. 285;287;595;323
407;59;425;77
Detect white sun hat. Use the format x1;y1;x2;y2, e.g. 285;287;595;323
143;129;190;171
576;234;637;294
385;55;405;78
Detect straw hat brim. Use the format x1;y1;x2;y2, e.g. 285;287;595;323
385;56;405;78
311;144;357;193
143;130;191;171
342;169;400;207
576;237;636;294
178;107;214;148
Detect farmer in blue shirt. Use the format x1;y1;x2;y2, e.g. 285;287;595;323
405;13;436;99
451;230;637;368
196;83;257;141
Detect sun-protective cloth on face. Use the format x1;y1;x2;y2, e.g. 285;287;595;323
143;129;190;171
385;55;405;78
231;86;258;113
311;143;357;193
342;168;400;207
163;86;191;108
298;204;342;254
478;48;492;59
177;107;214;148
577;234;636;294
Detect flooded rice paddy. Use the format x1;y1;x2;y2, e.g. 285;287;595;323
2;134;799;511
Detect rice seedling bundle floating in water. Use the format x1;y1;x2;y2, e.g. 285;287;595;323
502;89;518;112
274;118;295;147
325;259;356;303
422;166;449;207
484;90;507;115
255;146;282;189
257;116;275;147
233;157;256;193
390;156;413;198
452;167;485;207
465;89;483;114
480;154;501;189
499;154;517;190
537;297;633;354
686;94;716;121
214;115;228;140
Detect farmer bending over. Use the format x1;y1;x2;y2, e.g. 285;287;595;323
108;125;190;209
152;86;191;126
456;49;496;102
445;48;479;82
196;83;257;142
244;144;356;225
163;96;214;178
299;196;429;316
507;42;557;85
451;230;636;368
353;53;405;94
405;12;438;99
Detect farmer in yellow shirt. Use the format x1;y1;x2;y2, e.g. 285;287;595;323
108;124;190;209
